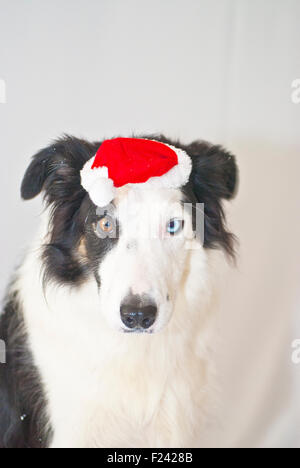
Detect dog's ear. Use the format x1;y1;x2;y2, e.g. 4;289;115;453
187;141;238;202
21;136;98;201
21;136;101;286
184;141;238;258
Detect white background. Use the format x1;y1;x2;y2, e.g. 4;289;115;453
0;0;299;447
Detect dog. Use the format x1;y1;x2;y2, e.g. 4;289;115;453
0;135;237;448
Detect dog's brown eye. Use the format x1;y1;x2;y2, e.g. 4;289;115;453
99;217;114;233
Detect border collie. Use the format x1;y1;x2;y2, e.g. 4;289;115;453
0;135;237;448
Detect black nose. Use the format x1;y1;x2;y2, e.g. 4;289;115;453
120;294;157;330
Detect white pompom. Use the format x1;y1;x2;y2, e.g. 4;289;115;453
81;157;115;206
81;158;109;192
89;178;116;207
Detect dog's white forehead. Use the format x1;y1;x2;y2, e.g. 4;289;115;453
113;187;186;237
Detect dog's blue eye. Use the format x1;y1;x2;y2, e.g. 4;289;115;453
167;219;184;235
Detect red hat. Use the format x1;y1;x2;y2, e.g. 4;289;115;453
81;138;192;207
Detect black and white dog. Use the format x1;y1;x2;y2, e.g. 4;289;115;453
0;135;237;448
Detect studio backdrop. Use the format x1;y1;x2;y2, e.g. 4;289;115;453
0;0;299;448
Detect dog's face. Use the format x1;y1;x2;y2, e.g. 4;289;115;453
21;136;237;334
89;187;195;333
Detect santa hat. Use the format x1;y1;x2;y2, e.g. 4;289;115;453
80;138;192;207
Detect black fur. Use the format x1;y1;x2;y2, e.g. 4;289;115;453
182;140;238;257
0;291;51;448
22;136;100;286
0;134;238;448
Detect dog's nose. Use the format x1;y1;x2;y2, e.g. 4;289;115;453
120;294;157;330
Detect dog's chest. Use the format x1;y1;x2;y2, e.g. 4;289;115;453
34;327;204;448
24;303;207;448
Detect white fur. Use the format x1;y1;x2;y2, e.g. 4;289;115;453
15;188;218;448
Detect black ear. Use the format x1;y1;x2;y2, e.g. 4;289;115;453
187;141;238;201
21;135;98;201
21;148;51;200
184;141;238;258
21;136;101;286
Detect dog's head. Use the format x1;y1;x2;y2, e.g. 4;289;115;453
21;135;238;334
